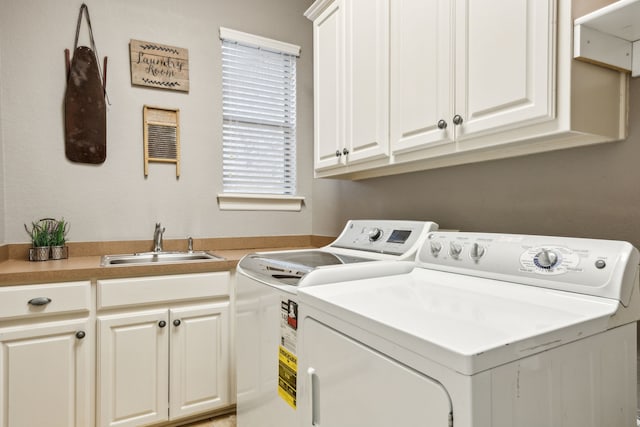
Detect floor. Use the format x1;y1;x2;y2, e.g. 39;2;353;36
182;414;236;427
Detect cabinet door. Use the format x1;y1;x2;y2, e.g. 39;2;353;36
0;318;91;427
390;0;454;155
97;310;169;427
313;0;344;171
169;303;230;420
454;0;555;140
344;0;389;163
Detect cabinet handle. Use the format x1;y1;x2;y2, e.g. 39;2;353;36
335;150;342;157
158;320;167;328
342;148;349;156
452;114;463;125
437;119;448;129
75;331;86;339
173;319;181;327
28;297;52;306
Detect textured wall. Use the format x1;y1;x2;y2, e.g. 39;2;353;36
0;0;315;243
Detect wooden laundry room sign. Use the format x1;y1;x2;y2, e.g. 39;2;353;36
130;39;189;92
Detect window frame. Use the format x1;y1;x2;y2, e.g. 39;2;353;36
218;28;304;211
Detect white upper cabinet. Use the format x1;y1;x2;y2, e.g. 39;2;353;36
390;0;557;159
308;0;389;172
306;0;628;180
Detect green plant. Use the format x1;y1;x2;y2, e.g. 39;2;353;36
24;219;51;247
50;218;69;246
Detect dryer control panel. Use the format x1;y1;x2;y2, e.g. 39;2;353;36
418;232;639;305
330;220;438;257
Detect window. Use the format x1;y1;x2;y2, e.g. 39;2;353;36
220;28;300;198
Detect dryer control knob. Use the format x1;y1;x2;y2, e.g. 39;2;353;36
536;249;558;269
430;241;442;256
469;243;485;261
449;242;463;259
368;228;383;242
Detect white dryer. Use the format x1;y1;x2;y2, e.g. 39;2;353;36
298;231;640;427
235;220;439;427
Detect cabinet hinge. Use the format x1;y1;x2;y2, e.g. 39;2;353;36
448;411;453;427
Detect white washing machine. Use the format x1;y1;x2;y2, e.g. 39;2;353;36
297;231;640;427
235;220;439;427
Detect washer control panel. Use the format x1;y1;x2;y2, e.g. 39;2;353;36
418;232;639;303
330;220;438;257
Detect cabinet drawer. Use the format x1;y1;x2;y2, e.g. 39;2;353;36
0;281;91;321
97;272;230;309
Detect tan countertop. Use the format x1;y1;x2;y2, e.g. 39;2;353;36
0;235;334;287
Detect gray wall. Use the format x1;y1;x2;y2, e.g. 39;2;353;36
312;79;640;248
0;39;4;245
0;0;315;244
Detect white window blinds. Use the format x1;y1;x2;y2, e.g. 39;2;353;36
220;29;299;196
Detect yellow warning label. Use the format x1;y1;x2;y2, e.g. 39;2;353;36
278;345;297;409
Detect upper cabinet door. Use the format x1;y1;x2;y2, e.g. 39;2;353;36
313;0;344;171
455;0;555;140
344;0;390;163
390;0;454;155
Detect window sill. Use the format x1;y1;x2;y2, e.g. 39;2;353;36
217;194;305;211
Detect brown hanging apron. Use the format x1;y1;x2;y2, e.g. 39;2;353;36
64;4;107;164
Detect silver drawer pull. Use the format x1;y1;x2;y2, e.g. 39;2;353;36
28;297;52;306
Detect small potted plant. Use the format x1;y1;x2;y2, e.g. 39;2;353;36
24;219;51;261
50;218;69;260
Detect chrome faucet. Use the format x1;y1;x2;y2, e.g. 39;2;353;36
153;223;165;252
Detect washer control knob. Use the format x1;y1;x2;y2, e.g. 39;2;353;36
469;243;485;261
449;242;463;259
368;227;383;242
536;249;558;269
430;241;442;256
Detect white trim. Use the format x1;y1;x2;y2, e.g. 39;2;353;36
217;194;305;212
219;27;301;57
304;0;335;21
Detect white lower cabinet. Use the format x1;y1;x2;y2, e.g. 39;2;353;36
0;281;92;427
96;272;231;427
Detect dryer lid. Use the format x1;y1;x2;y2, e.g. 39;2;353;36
298;268;620;375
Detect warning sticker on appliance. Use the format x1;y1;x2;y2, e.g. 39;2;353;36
280;298;298;353
278;298;298;408
278;345;297;409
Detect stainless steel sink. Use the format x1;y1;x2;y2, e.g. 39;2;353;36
101;251;224;266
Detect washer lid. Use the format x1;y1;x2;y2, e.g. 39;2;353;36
238;250;373;286
298;268;620;375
